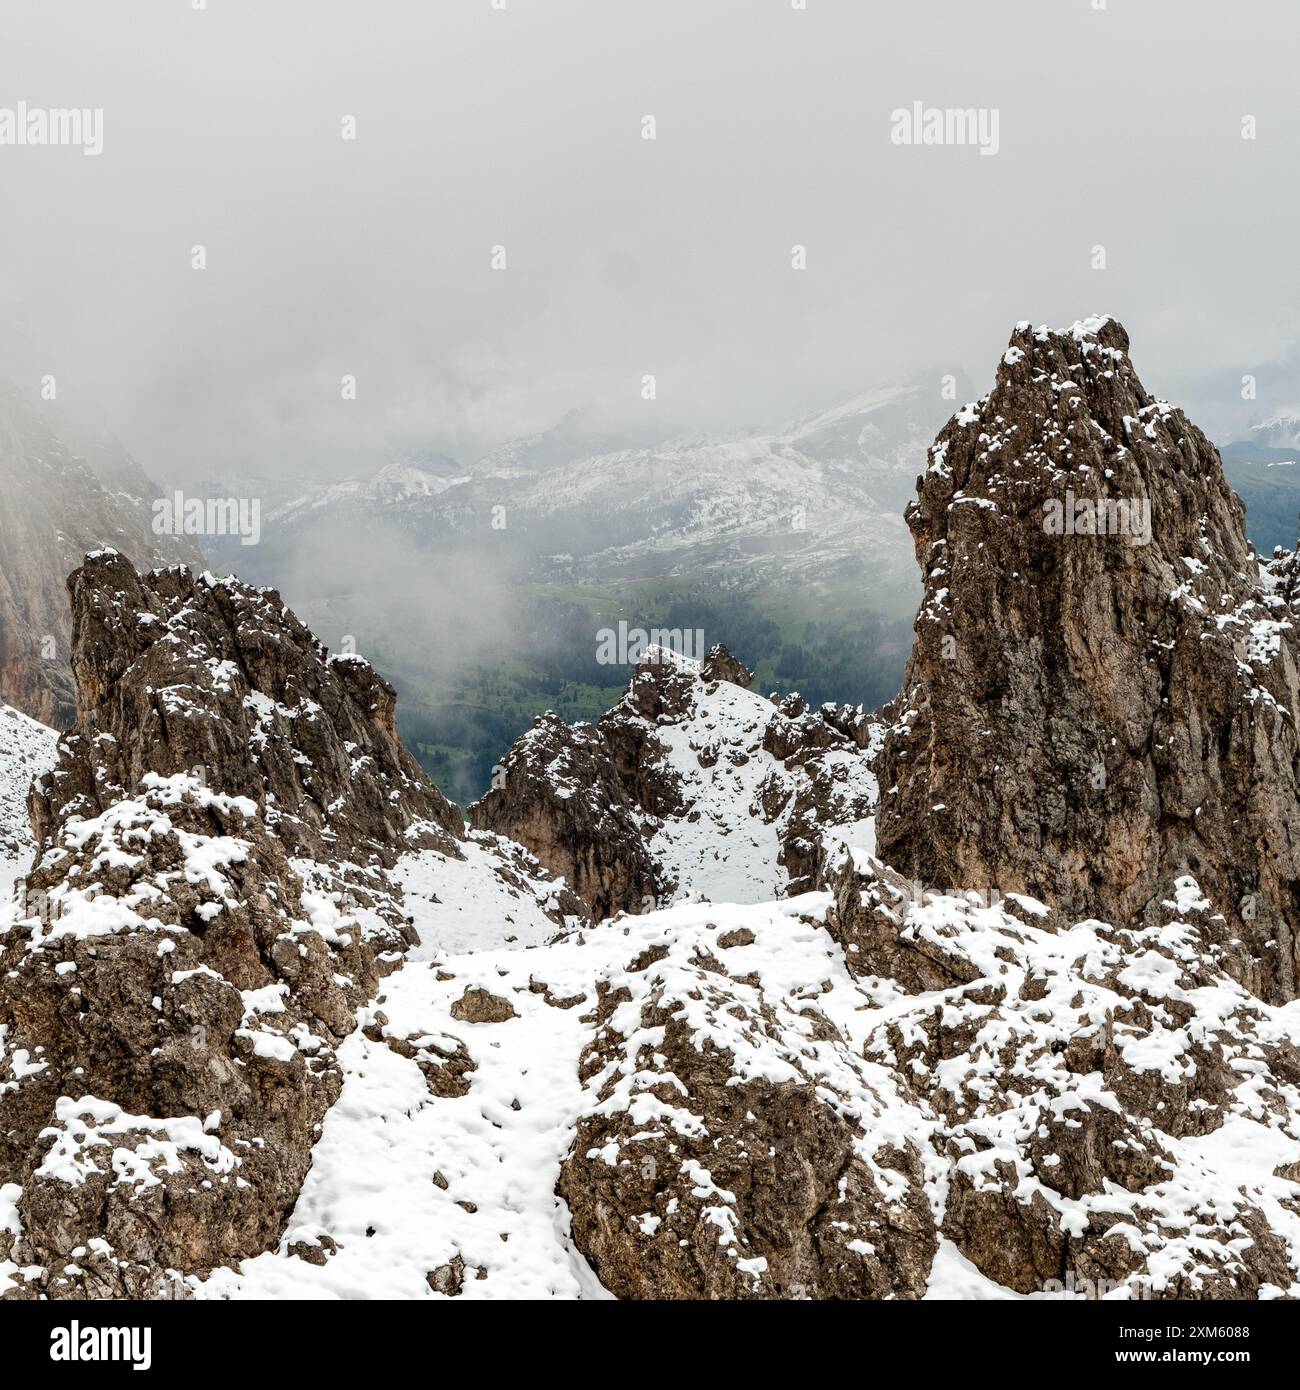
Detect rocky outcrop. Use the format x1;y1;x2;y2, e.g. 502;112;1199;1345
823;847;1300;1298
31;550;462;871
472;709;662;922
556;907;937;1299
471;644;879;918
0;384;201;727
550;836;1300;1301
197;839;1300;1302
0;550;465;1297
875;317;1300;1004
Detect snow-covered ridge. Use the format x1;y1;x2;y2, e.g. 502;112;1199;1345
1249;411;1300;450
471;644;881;917
620;655;879;906
268;460;470;526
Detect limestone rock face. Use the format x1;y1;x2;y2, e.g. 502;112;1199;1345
0;551;464;1297
471;644;879;918
31;550;462;870
875;317;1300;1004
0;385;201;727
472;708;662;922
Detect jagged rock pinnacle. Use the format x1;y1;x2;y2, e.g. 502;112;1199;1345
875;317;1300;1003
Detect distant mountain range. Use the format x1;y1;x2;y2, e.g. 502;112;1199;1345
1248;410;1300;449
214;382;945;596
200;380;956;799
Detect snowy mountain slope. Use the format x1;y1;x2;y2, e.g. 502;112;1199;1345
194;847;1300;1300
267;459;470;528
506;430;915;591
605;659;879;903
198;890;908;1301
1250;411;1300;450
393;830;583;957
196;909;616;1300
471;644;881;917
0;703;57;903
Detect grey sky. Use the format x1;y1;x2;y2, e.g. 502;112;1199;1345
1;0;1297;484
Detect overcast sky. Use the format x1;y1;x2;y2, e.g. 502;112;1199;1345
1;0;1297;484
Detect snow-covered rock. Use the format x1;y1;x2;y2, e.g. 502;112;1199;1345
878;316;1300;1006
1250;411;1300;450
193;853;1300;1301
0;703;57;903
470;643;880;918
0;552;582;1299
826;847;1300;1298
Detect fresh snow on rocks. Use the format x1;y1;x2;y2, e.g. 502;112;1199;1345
0;703;57;903
471;644;880;918
9;321;1300;1301
194;841;1300;1300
